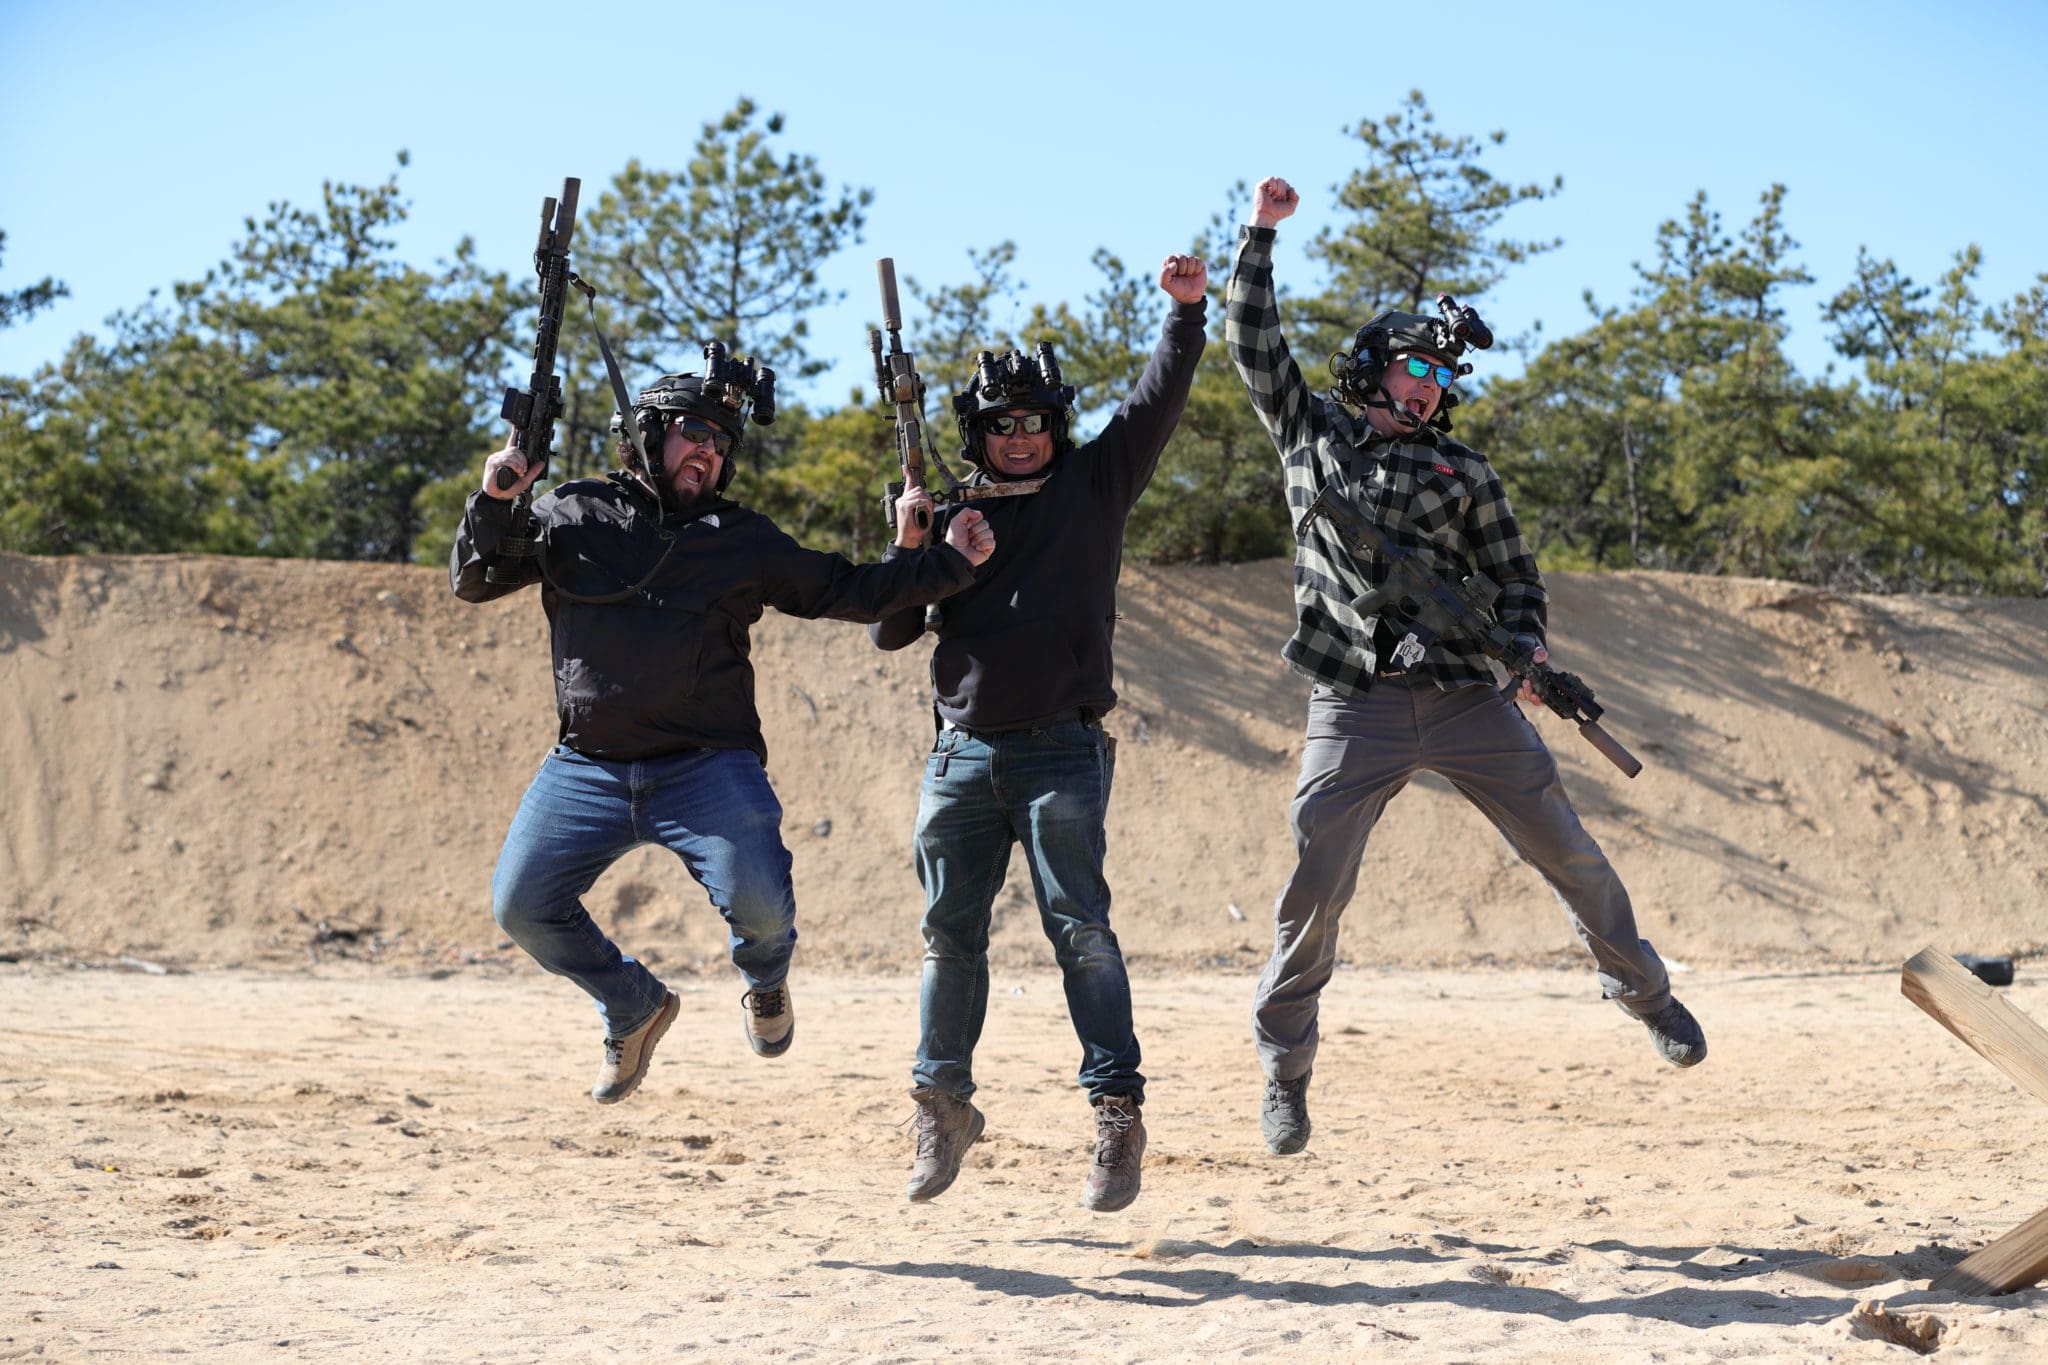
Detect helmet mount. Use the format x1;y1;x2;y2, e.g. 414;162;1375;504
950;343;1078;474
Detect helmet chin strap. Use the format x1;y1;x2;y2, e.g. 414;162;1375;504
1363;382;1427;434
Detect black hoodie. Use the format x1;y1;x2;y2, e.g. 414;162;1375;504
453;472;975;764
868;297;1206;729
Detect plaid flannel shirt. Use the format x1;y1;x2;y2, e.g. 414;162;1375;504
1226;224;1547;696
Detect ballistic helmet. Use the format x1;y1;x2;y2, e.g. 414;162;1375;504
613;342;777;496
1327;295;1493;433
950;343;1078;470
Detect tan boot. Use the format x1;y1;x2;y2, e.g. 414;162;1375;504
1080;1094;1146;1212
905;1086;985;1203
741;983;795;1057
591;991;678;1104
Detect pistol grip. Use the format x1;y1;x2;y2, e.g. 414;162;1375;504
1351;586;1396;618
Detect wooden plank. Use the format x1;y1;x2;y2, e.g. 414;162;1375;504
1901;947;2048;1110
1934;1204;2048;1295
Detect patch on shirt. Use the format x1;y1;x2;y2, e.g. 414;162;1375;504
1433;463;1456;476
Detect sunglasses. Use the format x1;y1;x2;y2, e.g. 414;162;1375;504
983;411;1052;436
1402;355;1456;389
669;415;734;456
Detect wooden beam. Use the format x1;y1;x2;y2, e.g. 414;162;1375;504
1934;1205;2048;1296
1904;947;2048;1295
1901;947;2048;1110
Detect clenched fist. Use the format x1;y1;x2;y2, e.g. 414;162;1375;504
945;507;996;566
1159;254;1208;304
1251;176;1298;229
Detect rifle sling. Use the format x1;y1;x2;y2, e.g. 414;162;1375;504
951;476;1050;502
577;277;650;473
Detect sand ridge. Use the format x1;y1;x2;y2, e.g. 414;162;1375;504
3;552;2044;972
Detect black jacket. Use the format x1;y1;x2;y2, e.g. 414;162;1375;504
869;298;1206;729
453;473;975;764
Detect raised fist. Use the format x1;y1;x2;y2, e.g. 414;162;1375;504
1159;254;1208;304
1251;176;1298;229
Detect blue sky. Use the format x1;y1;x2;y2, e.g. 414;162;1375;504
4;0;2044;405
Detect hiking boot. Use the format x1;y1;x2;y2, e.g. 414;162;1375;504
741;983;795;1058
1080;1094;1147;1213
1261;1071;1312;1154
904;1086;985;1203
592;990;679;1104
1624;997;1707;1068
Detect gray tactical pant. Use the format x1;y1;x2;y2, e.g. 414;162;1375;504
1253;677;1671;1082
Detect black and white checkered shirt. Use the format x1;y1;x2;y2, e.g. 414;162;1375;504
1226;224;1547;696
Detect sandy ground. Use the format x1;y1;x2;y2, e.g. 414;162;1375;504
6;553;2048;1358
5;961;2046;1361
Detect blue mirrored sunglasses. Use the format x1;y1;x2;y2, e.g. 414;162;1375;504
983;411;1052;436
1403;355;1456;389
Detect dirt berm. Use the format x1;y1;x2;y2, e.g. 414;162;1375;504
3;552;2042;973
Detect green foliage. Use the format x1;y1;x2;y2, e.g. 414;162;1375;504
1468;185;1843;579
0;230;68;330
1301;89;1560;358
746;397;896;561
1468;186;2046;594
1818;249;2048;591
2;91;2040;594
903;241;1026;394
573;98;871;380
0;331;245;554
1;160;519;560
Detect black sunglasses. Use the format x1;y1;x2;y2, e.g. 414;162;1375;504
670;415;735;456
983;412;1052;436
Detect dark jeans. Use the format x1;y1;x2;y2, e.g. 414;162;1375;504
492;745;797;1037
912;716;1144;1105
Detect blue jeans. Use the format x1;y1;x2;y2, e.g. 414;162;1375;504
912;716;1143;1105
492;745;797;1038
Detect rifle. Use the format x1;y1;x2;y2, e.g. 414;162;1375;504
486;177;581;584
1296;477;1643;778
870;258;935;535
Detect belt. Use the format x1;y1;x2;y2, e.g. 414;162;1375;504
940;706;1097;734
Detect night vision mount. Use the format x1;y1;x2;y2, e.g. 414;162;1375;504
950;343;1077;464
692;340;777;428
